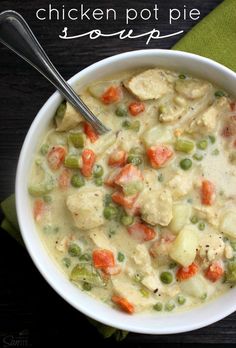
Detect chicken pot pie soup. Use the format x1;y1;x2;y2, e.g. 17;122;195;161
29;68;236;314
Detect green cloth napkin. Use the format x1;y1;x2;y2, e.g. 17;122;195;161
1;0;236;340
173;0;236;71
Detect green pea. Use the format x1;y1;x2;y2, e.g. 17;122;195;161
127;154;142;166
153;302;163;311
93;164;104;178
83;282;92;291
197;140;208;150
62;257;71;268
68;243;81;257
191;215;199;224
94;177;103;186
180;158;192;170
193;153;203;161
209;135;216;144
215;90;225;98
120;214;134;226
179;74;186;80
122;120;131;129
140;288;149;298
64;155;79;169
160;271;173;284
200;293;207;300
35;158;42;166
71;174;85;188
68;133;85;148
104;194;112;206
117;252;125;262
212;149;219;156
103;205;118;220
165;301;175;311
43;195;52;203
198;221;205;231
79;253;91;262
131;120;141;132
169;262;177;269
40;144;49;156
115;104;128;117
177;295;186;305
175;139;194;153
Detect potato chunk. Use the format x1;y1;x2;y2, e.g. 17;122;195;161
124;69;171;101
220;211;236;239
141;189;173;226
180;274;213;298
66;189;105;230
169;204;192;234
169;225;199;267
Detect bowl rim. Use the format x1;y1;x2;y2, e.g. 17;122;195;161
15;49;236;335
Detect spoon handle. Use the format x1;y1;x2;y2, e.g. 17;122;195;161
0;10;109;134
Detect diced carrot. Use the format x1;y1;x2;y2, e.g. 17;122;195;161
103;265;121;276
147;145;173;169
127;222;156;242
111;295;134;314
58;169;71;189
33;199;45;222
84;122;99;143
93;249;115;269
129;102;145;116
176;262;199;281
81;149;96;177
204;261;224;282
201;180;215;206
114;164;143;187
47;146;67;170
101;86;122;104
112;191;138;209
108;150;127;167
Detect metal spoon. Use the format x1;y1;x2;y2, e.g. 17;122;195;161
0;10;110;134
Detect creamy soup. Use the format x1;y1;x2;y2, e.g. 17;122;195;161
29;68;236;314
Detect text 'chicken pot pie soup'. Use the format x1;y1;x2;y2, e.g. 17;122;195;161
28;68;236;315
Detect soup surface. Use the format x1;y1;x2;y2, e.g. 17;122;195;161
29;68;236;314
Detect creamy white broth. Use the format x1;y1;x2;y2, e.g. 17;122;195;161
29;68;236;314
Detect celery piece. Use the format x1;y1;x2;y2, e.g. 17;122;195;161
70;264;105;287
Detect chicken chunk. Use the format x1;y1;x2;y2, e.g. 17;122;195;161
159;102;186;123
186;97;229;135
175;79;212;100
56;102;83;132
124;69;171;101
167;171;193;200
112;275;156;311
131;245;163;292
193;205;220;228
66;188;105;230
140;188;173;226
89;227;113;250
132;245;153;274
198;232;225;262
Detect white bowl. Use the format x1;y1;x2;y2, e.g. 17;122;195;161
16;49;236;334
